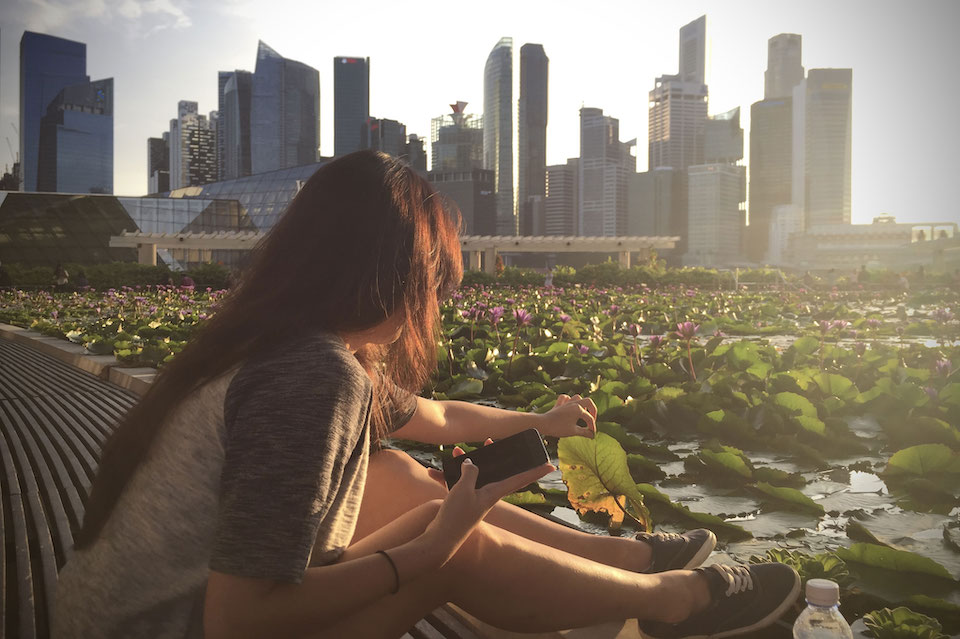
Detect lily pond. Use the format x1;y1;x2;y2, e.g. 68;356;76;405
2;283;959;635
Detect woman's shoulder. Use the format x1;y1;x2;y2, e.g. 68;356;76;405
229;331;370;399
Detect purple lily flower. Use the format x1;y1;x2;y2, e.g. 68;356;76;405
627;323;642;337
649;335;665;349
559;313;572;324
578;345;590;355
513;309;533;327
489;306;505;324
675;322;699;340
933;358;953;377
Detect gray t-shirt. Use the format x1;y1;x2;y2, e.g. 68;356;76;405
52;332;417;639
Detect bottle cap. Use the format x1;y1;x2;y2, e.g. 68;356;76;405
805;579;840;606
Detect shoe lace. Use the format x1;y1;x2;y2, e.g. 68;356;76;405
646;531;683;542
711;564;755;597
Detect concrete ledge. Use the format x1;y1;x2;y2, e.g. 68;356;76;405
108;367;156;396
0;322;156;395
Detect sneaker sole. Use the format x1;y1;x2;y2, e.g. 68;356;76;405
680;531;717;570
640;568;801;639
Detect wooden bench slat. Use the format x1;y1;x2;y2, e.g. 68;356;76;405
0;421;38;639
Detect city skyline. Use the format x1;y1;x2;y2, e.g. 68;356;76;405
0;0;958;227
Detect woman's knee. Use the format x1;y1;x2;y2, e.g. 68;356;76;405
368;449;446;497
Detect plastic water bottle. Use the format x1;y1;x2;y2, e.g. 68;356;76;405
792;579;853;638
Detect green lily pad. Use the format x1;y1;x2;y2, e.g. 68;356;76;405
774;391;818;418
558;432;651;531
753;482;825;515
883;444;960;479
837;543;955;581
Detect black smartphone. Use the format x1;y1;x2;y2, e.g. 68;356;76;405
442;428;549;490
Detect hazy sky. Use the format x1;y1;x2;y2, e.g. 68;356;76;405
1;0;958;226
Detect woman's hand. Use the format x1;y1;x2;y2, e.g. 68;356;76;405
537;394;597;439
422;457;553;564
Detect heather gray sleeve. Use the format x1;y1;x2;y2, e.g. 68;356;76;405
211;342;371;583
381;376;418;433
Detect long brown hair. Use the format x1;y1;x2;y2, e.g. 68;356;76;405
75;151;463;549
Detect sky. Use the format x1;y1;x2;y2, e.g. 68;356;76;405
1;0;959;226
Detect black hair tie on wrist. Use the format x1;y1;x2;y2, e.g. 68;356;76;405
376;549;400;594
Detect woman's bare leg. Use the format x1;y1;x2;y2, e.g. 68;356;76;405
314;500;710;639
355;449;652;572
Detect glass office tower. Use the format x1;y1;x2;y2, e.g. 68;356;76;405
484;37;514;235
37;78;113;193
251;41;320;174
20;31;89;192
221;70;253;180
334;56;370;157
518;44;548;236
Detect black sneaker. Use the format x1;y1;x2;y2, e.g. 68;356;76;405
636;529;717;572
639;563;801;639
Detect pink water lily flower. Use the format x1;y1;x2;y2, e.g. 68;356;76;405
675;322;699;340
513;308;533;327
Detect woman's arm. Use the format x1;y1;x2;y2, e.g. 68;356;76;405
392;394;597;444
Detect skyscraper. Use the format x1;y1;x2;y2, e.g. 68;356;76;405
148;133;170;193
484;37;515;235
545;159;579;236
679;15;706;85
360;118;407;158
747;34;804;262
250;41;320;174
36;78;113;194
579;107;636;236
765;34;804;100
20;32;90;192
686;108;745;266
431;101;484;172
627;168;674;237
221;70;253;180
797;68;853;228
169;101;217;190
649;16;709;255
518;43;548;236
334;56;370;157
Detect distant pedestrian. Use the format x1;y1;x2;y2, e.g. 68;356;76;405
179;274;196;290
74;268;89;289
53;263;69;291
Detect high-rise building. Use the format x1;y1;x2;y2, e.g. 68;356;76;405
360;118;407;158
20;32;109;193
250;41;320;174
169;101;218;190
484;37;515;234
627;168;674;237
334;56;370;157
431;101;484;172
686;163;746;266
748;98;793;262
796;68;853;229
544;159;579;236
686;108;745;266
221;70;253;180
148;133;170;193
765;34;804;100
404;135;427;172
427;168;497;236
648;16;709;255
679;15;706;85
518;43;548;236
36;77;113;194
579;107;636;236
648;75;708;173
747;34;805;262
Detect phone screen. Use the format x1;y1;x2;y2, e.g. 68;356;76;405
442;428;548;490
